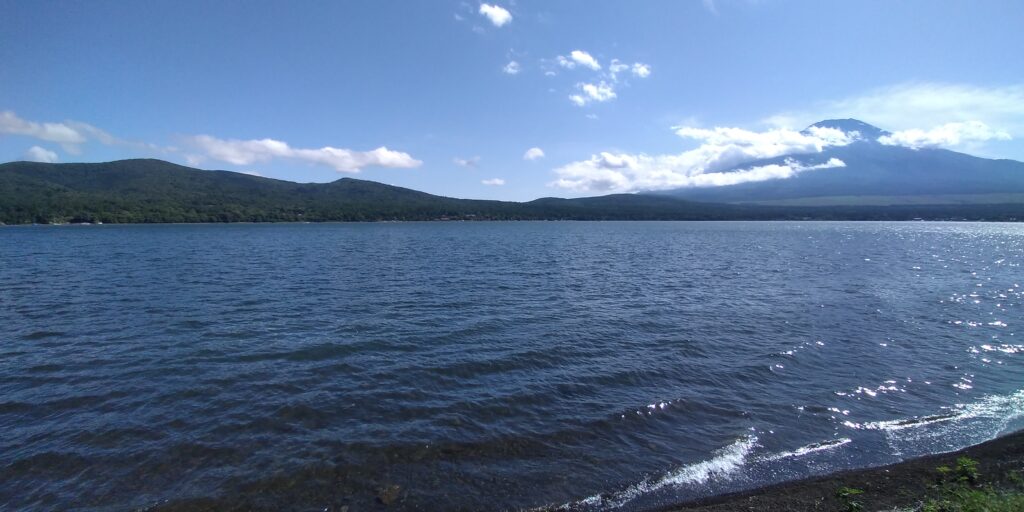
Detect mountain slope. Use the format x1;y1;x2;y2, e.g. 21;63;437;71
662;120;1024;205
0;159;740;223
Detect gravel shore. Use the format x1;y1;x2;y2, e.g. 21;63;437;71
666;430;1024;511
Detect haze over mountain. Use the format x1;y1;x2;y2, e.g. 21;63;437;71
661;119;1024;205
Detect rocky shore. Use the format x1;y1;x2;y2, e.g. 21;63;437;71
667;430;1024;511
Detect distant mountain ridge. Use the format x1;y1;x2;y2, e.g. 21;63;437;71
0;159;751;223
662;119;1024;205
1;158;1023;224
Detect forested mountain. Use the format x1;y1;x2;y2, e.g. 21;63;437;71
1;158;1023;224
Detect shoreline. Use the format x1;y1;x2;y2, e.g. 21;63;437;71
664;429;1024;511
2;218;1022;227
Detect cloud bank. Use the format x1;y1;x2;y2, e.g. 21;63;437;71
188;135;421;173
551;125;854;193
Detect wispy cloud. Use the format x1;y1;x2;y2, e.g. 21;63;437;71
551;125;855;193
1;111;86;145
0;110;167;155
188;135;421;173
453;156;481;167
879;121;1011;149
479;4;512;27
24;145;59;163
608;59;651;81
481;178;506;186
523;147;545;160
503;61;521;75
766;83;1024;136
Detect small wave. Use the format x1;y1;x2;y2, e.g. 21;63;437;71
844;389;1024;433
558;436;757;510
19;330;66;340
764;438;852;460
843;413;960;431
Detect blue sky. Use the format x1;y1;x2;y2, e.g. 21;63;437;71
1;0;1022;200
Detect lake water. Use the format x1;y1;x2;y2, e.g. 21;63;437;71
2;221;1023;511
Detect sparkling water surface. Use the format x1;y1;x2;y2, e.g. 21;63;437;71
2;221;1023;511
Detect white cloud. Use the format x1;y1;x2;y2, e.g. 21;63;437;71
569;50;600;70
482;178;506;185
557;50;601;71
552;153;846;193
607;59;651;81
878;121;1011;149
189;135;421;173
551;125;856;193
479;4;512;27
453;156;480;167
570;81;617;106
523;147;545;160
503;60;521;75
24;145;59;163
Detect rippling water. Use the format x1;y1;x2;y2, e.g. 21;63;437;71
2;221;1023;511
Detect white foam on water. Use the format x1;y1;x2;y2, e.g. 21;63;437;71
763;437;852;460
558;436;757;511
556;390;1024;511
844;388;1024;434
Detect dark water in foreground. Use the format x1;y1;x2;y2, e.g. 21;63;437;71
2;222;1023;511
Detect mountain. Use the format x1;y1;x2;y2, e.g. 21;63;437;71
0;159;745;223
805;118;890;139
2;159;1023;224
662;119;1024;206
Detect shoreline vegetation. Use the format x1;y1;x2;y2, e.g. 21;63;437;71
2;159;1024;224
667;429;1024;512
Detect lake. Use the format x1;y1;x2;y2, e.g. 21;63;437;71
2;221;1023;511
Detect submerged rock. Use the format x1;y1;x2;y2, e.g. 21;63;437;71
376;484;401;505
